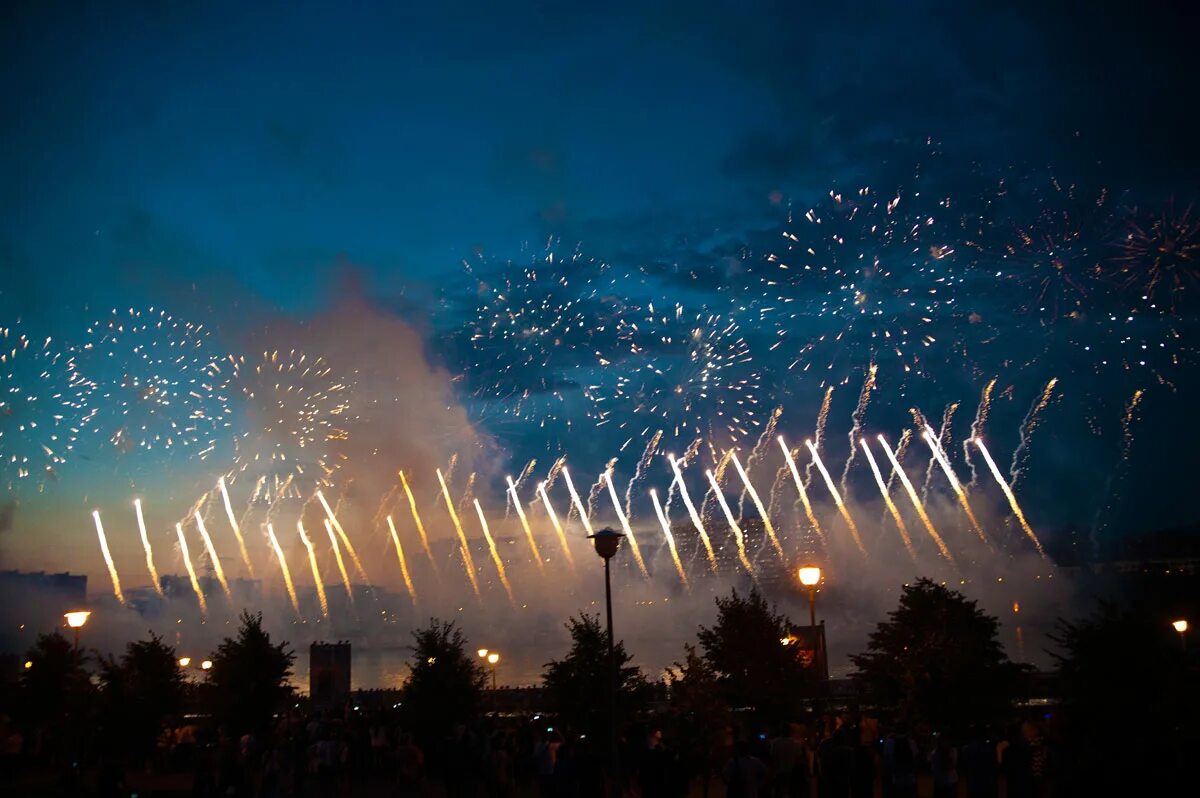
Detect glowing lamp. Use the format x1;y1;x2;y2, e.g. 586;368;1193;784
64;611;91;629
487;652;500;665
200;660;213;670
477;648;490;659
1173;619;1189;634
798;566;822;587
178;657;192;667
24;660;32;669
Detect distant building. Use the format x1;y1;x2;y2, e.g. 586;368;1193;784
310;641;352;708
0;570;88;652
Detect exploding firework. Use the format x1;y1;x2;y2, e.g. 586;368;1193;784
81;308;230;458
1;326;95;488
1110;203;1200;312
224;350;351;499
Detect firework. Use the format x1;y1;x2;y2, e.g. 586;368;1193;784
133;499;164;596
879;435;953;564
536;482;576;573
218;477;254;578
603;470;648;578
560;467;594;534
316;491;368;585
738;406;782;519
973;437;1047;557
473;499;516;607
964;377;997;487
266;524;301;617
841;364;878;496
82;308;229;457
667;454;717;572
1008;378;1057;489
859;440;917;561
706;470;755;577
1;327;95;488
805;440;866;554
437;468;481;597
507;475;544;572
805;387;835;488
1110;202;1200;312
624;430;663;518
193;512;232;601
323;519;355;604
175;522;208;615
649;489;688;587
730;451;783;558
921;429;989;547
778;437;825;546
399;470;438;574
386;515;417;604
922;403;958;501
297;522;329;619
91;510;126;605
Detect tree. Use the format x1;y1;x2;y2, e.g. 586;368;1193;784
542;614;650;740
19;631;92;739
1050;601;1197;793
98;634;186;762
400;619;486;745
851;579;1022;733
666;644;731;777
696;587;813;722
206;611;295;735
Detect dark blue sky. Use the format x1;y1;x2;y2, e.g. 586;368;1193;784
3;1;1199;575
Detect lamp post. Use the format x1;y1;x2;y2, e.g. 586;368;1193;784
588;527;624;798
64;611;91;651
487;652;500;690
798;566;821;627
1173;619;1188;651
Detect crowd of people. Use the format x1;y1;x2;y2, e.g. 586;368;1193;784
36;706;1053;797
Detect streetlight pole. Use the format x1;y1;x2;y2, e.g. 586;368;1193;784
64;611;91;652
798;566;821;627
589;527;624;798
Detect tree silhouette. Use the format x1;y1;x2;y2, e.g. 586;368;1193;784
696;587;812;722
98;633;186;762
542;613;649;740
666;644;731;777
400;619;486;745
851;578;1021;733
1050;601;1197;793
206;611;295;735
19;631;92;747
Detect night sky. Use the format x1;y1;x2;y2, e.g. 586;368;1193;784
3;1;1199;586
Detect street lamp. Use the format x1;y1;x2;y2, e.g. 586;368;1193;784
1173;619;1188;650
798;566;822;627
200;659;213;671
487;652;500;689
64;610;91;651
178;656;192;668
588;527;624;797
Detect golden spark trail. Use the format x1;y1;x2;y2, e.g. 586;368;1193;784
878;436;954;564
266;524;300;616
738;406;782;519
133;499;164;596
730;451;783;558
561;467;594;534
194;512;232;601
386;515;417;604
437;468;481;597
625;431;663;518
399;470;439;575
587;458;617;520
650;489;688;587
879;428;914;527
603;470;648;578
805;440;866;554
699;448;733;526
218;477;254;578
92;510;127;605
507;458;537;518
922;403;958;501
297;522;329;618
473;499;516;607
841;364;878;496
323;519;355;604
805;386;835;488
316;490;369;585
778;437;825;545
860;440;917;561
973;438;1047;558
543;455;567;492
457;472;477;518
706;470;755;577
175;522;207;615
923;429;990;547
964;378;998;487
668;454;717;571
1008;378;1058;489
668;437;704;517
536;482;577;573
507;476;544;572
